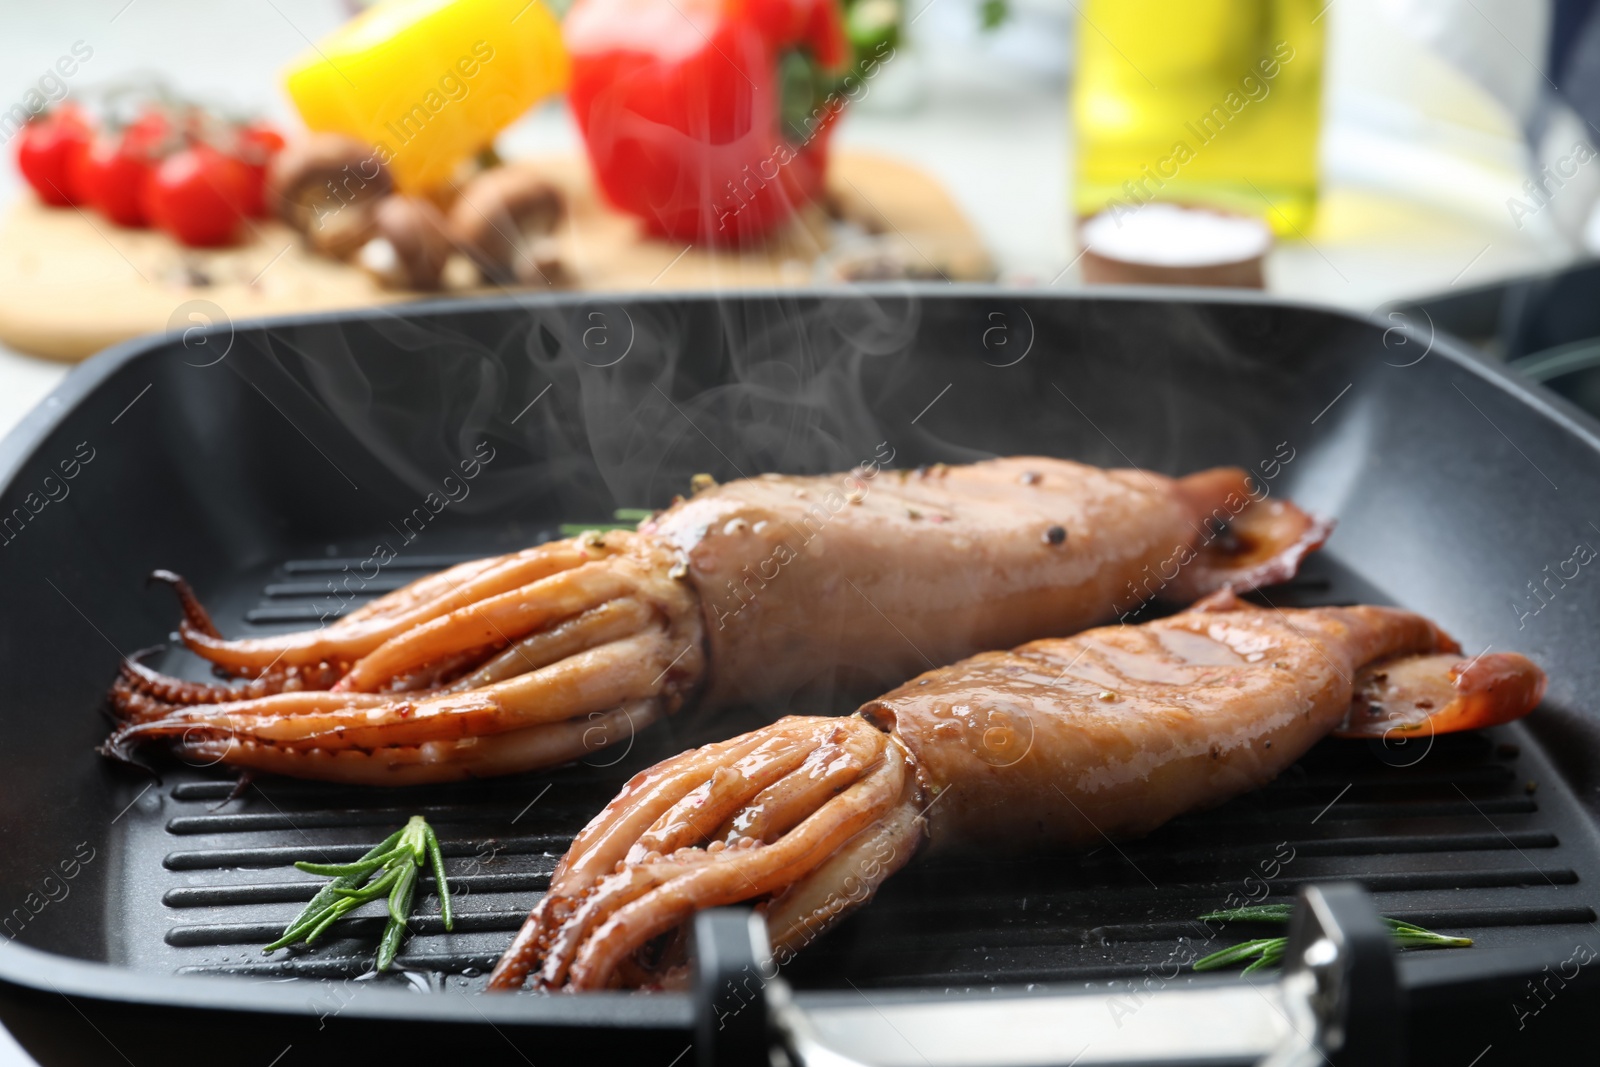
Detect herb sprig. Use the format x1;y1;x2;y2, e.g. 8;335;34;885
1192;903;1472;975
558;507;653;538
264;815;453;972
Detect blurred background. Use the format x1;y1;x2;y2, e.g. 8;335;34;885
0;2;1597;1054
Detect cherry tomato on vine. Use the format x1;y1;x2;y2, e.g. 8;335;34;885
15;104;92;206
234;123;286;219
72;109;171;227
142;145;248;247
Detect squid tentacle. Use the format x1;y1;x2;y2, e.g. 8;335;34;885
112;628;696;752
566;735;908;989
537;852;723;990
443;599;654;692
627;718;850;860
331;561;644;693
542;730;788;892
763;789;924;959
107;532;707;782
709;718;884;846
149;571;222;639
110;690;398;745
175;540;601;673
485;715;912;992
116;655;343;707
107;676;183;724
336;552;512;626
172;699;664;786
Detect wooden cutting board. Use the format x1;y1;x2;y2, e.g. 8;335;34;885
0;151;989;362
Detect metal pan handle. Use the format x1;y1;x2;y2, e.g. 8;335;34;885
692;885;1402;1067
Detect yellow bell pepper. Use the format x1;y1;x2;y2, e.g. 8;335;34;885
284;0;568;192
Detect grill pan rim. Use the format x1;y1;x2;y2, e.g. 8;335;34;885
10;282;1600;498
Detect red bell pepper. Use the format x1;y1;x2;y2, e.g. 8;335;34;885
565;0;849;244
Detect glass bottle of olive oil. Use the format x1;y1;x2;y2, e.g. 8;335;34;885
1071;0;1326;235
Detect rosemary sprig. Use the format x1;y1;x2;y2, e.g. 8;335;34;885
1198;903;1294;924
1192;903;1472;974
264;815;453;972
1194;937;1288;976
558;524;632;535
558;507;653;537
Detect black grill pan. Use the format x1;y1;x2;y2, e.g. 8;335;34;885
2;288;1600;1066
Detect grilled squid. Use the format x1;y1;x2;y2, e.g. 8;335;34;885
487;590;1546;991
103;457;1328;783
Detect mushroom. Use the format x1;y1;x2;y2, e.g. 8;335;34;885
447;164;569;286
356;195;453;291
266;134;393;258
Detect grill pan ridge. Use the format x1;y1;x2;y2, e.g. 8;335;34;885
2;287;1600;1065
